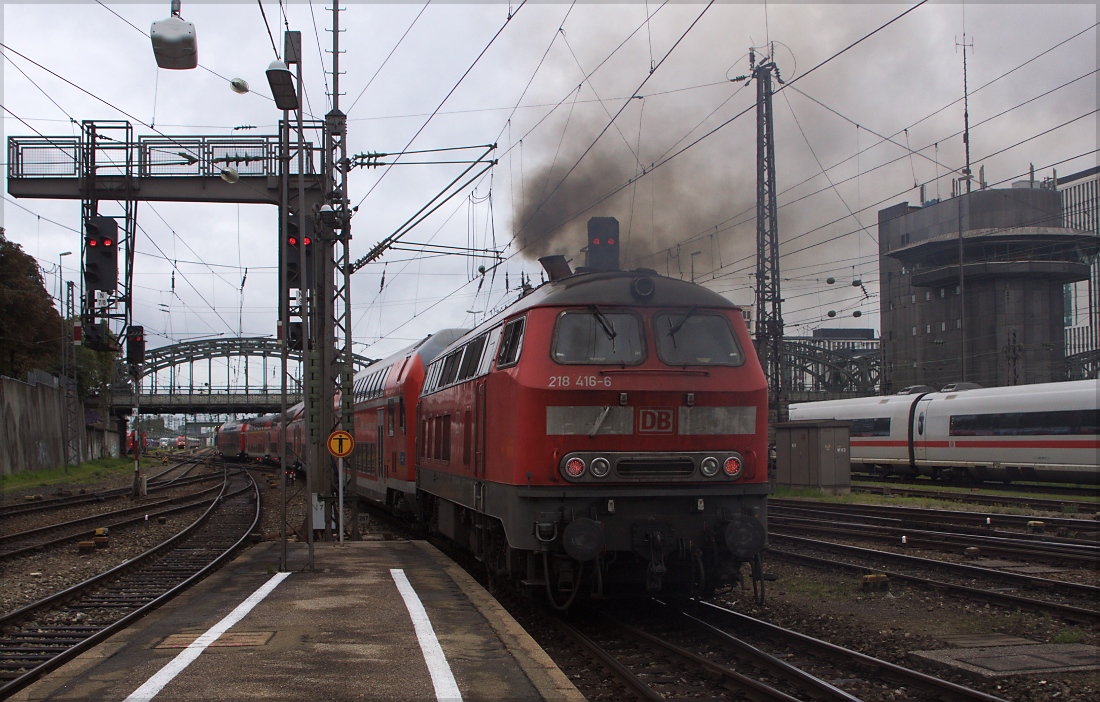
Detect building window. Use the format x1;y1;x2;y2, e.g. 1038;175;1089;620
926;325;931;334
941;321;946;332
956;319;961;329
939;288;945;299
912;327;917;336
956;285;961;295
911;294;916;304
925;291;931;301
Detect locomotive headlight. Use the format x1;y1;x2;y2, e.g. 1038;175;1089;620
590;457;611;478
700;456;720;477
723;454;744;478
564;457;586;478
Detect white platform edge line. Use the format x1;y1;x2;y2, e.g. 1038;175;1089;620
123;572;291;702
390;568;463;702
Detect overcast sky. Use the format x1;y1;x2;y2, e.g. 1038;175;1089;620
2;2;1096;373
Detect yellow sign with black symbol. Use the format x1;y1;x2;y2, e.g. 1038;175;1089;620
327;430;354;458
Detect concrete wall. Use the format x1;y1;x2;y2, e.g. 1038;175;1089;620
0;374;66;476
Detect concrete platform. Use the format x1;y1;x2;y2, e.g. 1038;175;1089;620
910;643;1100;679
11;540;583;701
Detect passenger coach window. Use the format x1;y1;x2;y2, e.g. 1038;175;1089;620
850;417;891;437
950;410;1099;436
654;311;742;366
497;317;526;368
552;309;644;365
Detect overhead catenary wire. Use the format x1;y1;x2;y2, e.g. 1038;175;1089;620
353;0;528;212
345;0;431;115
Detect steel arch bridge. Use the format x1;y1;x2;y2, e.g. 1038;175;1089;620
782;340;882;403
109;337;374;415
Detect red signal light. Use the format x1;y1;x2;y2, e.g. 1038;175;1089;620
303;237;312;246
565;457;586;478
607;238;615;245
723;456;743;477
592;238;600;245
288;236;298;246
88;239;98;247
102;238;113;247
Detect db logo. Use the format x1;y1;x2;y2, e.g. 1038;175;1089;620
638;408;674;434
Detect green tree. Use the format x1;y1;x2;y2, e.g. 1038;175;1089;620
0;228;62;378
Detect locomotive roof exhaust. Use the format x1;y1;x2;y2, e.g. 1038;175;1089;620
539;255;573;281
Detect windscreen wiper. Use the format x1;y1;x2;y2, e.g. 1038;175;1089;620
667;306;697;345
590;304;617;341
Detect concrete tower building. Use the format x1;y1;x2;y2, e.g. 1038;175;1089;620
878;186;1099;392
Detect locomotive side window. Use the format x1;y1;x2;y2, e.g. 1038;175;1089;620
458;334;488;381
552;309;644;365
654;311;743;366
479;327;502;375
439;349;463;387
497;317;526;368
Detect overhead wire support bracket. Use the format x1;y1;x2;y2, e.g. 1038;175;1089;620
347;143;497;171
347;144;498;273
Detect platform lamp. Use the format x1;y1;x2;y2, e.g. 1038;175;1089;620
151;0;198;70
266;61;299;111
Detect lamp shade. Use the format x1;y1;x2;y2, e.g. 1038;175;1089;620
266;61;298;111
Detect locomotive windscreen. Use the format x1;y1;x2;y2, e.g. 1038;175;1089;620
552;310;644;364
654;312;743;366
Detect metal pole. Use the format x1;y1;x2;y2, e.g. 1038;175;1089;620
294;38;314;570
338;456;344;543
957;188;967;382
279;100;290;572
60;265;69;473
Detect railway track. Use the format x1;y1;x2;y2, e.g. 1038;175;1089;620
771;498;1100;536
0;482;225;562
548;599;1005;701
0;467;259;699
768;535;1100;624
769;510;1099;567
0;459;216;520
849;479;1100;514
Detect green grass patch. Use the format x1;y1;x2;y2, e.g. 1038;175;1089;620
1054;628;1085;644
1;457;143;494
776;574;856;601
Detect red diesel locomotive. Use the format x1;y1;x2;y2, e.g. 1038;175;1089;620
415;265;769;600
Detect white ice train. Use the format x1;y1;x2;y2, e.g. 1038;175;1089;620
788;379;1099;485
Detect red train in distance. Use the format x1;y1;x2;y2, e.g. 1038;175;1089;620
214;418;249;459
